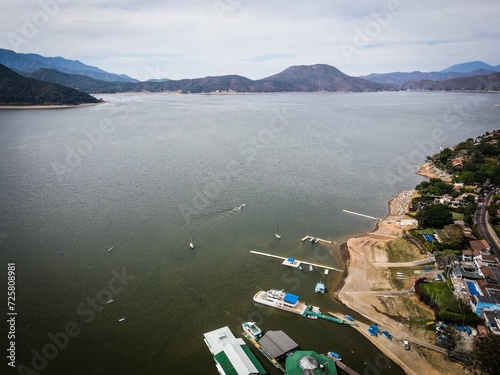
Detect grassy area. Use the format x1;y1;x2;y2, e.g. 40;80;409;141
420;281;460;313
413;228;435;235
384;238;426;263
452;212;465;220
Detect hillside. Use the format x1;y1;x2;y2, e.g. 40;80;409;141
0;64;100;106
361;69;496;88
260;64;387;92
0;48;137;83
27;64;389;94
440;61;500;74
400;72;500;91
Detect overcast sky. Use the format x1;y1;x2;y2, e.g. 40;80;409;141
1;0;499;80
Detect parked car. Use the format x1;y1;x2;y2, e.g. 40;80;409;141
403;340;410;350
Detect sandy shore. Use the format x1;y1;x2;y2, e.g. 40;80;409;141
416;162;452;182
336;189;463;375
0;102;105;109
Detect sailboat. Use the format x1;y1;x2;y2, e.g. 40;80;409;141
275;226;281;239
189;236;195;249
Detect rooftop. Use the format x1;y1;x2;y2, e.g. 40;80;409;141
259;330;299;359
285;351;338;375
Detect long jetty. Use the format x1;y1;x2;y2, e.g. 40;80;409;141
342;210;380;221
301;235;338;245
250;251;343;273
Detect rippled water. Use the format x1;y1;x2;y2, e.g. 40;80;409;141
0;91;498;374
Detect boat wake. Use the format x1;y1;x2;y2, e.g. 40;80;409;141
192;205;246;228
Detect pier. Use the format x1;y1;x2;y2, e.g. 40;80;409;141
250;251;343;273
301;235;337;245
302;306;354;325
342;210;380;221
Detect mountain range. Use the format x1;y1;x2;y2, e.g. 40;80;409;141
1;49;499;97
0;48;137;83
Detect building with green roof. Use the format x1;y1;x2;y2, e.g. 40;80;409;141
204;326;267;375
285;351;337;375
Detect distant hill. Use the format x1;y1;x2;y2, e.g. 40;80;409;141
28;64;389;93
400;72;500;91
360;69;496;88
440;61;500;74
26;68;137;93
260;64;387;92
0;48;138;83
0;64;100;106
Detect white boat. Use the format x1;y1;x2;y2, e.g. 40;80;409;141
242;322;263;340
106;299;114;304
108;246;113;252
309;265;313;271
253;289;307;315
275;225;281;239
189;236;194;249
310;237;318;243
315;282;326;293
239;203;246;209
118;317;125;322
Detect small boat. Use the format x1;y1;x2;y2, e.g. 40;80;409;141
311;306;321;314
328;351;342;361
58;251;66;255
368;327;378;337
108;246;113;252
118;317;125;322
298;265;303;271
315;282;326;293
382;331;392;340
242;322;263;340
106;299;114;304
239;203;246;209
275;226;281;239
307;314;318;319
189;236;194;249
344;315;355;322
310;237;318;243
309;265;313;271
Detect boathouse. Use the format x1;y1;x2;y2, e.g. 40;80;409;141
258;330;299;359
204;326;267;375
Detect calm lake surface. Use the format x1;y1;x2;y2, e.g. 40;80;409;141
0;92;499;374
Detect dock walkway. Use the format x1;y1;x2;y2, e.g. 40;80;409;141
242;332;285;372
250;251;343;273
301;235;337;245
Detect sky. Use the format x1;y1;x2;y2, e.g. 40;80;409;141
1;0;500;81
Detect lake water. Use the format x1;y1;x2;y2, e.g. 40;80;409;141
0;91;498;374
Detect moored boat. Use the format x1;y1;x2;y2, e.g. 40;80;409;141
242;322;263;340
315;282;326;293
253;289;307;315
328;351;342;361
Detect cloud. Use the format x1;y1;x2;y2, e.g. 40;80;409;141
0;0;499;79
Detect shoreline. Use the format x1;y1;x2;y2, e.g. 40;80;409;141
335;173;462;374
0;101;106;110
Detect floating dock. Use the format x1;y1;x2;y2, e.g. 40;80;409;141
250;251;343;273
303;306;354;325
242;332;285;372
301;235;336;244
342;210;380;221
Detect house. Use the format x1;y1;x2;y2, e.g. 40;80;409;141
451;157;464;167
472;295;500;316
452;262;483;279
475;254;499;268
469;239;491;254
483;310;500;335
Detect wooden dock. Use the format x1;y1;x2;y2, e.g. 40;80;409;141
242;332;285;372
301;235;337;245
250;251;343;273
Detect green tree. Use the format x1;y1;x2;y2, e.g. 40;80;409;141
416;204;453;229
465;334;500;375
